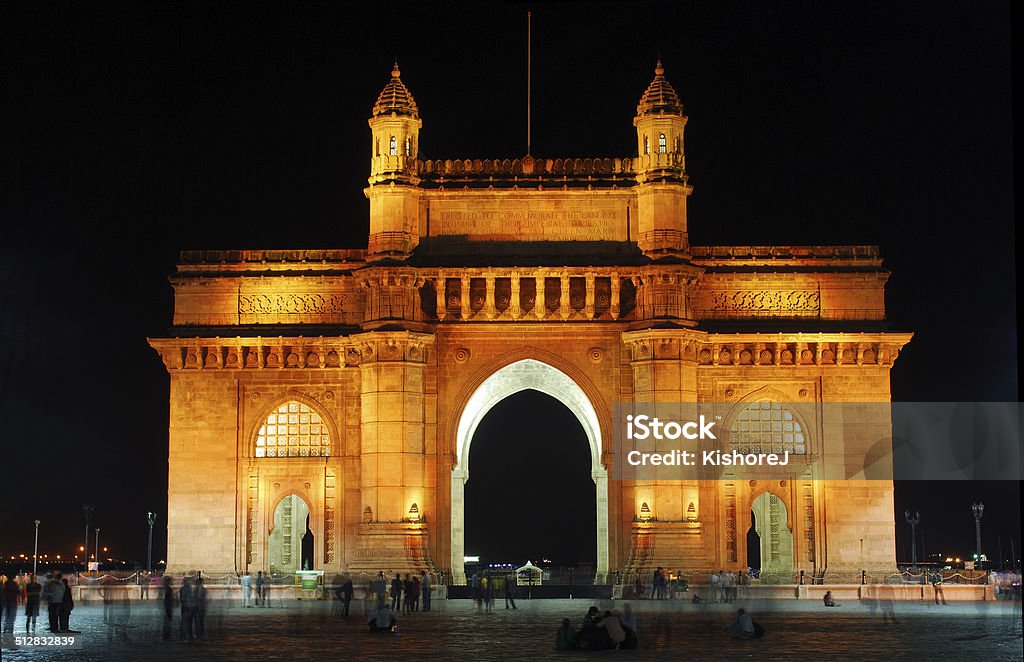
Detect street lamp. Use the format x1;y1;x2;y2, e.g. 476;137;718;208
83;505;94;573
33;520;40;576
147;512;157;572
904;510;920;568
971;502;984;567
95;528;101;570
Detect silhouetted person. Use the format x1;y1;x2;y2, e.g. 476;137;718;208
58;577;74;632
370;571;387;605
2;576;19;633
823;590;839;607
194;577;208;639
179;577;195;640
161;575;175;640
339;579;354;616
367;600;397;632
504;573;517;609
255;571;266;607
391;574;403;611
24;574;41;632
555;618;574;650
421;571;431;611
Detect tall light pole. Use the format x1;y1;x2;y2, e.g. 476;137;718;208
971;502;984;567
95;528;101;569
147;512;157;572
83;505;94;573
33;520;41;576
904;510;920;568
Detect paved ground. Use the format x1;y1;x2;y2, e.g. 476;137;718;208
1;595;1021;661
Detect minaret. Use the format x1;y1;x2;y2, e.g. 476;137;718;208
366;62;422;258
633;60;692;257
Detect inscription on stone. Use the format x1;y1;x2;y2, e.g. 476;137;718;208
433;203;626;242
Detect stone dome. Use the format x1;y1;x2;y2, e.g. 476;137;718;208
372;63;419;118
636;60;683;116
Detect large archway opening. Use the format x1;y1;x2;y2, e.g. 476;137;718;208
268;495;312;574
464;390;596;567
451;358;609;583
750;491;793;583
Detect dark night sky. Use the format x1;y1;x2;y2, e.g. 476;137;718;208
1;2;1018;569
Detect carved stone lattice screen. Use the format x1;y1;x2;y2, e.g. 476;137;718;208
255;402;331;457
730;401;806;454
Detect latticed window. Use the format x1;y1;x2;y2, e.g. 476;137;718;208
389;135;397;156
255;402;330;458
658;133;667;153
730;400;806;454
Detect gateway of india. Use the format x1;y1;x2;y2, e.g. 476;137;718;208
149;61;911;583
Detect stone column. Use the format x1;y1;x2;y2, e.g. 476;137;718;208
350;331;436;574
560;273;571;320
534;273;545;319
610;274;621;320
509;272;522;319
484;273;496;320
435;273;447;321
585;272;596;319
460;275;471;321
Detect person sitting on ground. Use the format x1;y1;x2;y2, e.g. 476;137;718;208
596;610;627;649
692;593;703;604
823;590;839;607
367;600;397;633
555;617;574;650
727;608;755;639
573;606;608;650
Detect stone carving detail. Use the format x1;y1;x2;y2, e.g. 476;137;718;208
453;347;471;363
724;483;737;562
768;494;781;562
247;473;258;565
588;347;604;363
324;472;336;564
803;482;815;563
239;293;347;316
707;290;820;315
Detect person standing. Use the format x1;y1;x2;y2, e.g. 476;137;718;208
193;577;208;640
391;573;404;611
179;577;195;640
370;571;387;605
42;572;64;632
58;577;74;632
650;568;661;600
717;571;728;603
420;571;431;612
161;575;175;641
339;578;354;617
240;572;253;608
254;571;266;607
504;573;517;610
2;575;19;633
24;574;41;632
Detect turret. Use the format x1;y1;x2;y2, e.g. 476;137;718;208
366;63;422;258
633;60;692;257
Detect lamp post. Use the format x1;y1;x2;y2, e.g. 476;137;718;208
971;502;984;567
33;520;41;576
83;504;94;573
95;528;101;570
904;510;920;568
147;512;157;572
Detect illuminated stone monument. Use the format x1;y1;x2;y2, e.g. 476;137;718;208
149;61;910;582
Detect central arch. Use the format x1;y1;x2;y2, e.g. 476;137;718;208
451;358;609;582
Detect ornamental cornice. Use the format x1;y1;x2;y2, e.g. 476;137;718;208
147;331;435;371
621;331;912;367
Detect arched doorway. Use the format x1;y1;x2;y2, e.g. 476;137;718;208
464;390;596;567
749;492;793;582
268;495;312;574
452;358;608;582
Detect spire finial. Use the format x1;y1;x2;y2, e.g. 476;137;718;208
392;57;401;78
655;58;664;76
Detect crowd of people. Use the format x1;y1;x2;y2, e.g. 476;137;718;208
0;572;72;634
556;604;639;650
468;570;517;613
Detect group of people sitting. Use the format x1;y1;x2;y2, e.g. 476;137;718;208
366;599;398;633
555;605;638;651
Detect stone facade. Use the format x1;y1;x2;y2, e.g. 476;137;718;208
150;61;911;582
